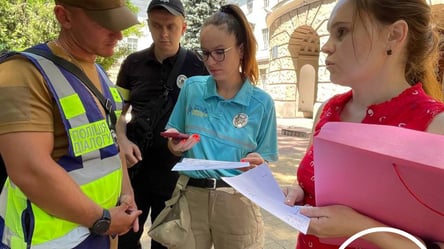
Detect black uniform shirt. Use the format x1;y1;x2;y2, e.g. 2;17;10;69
116;44;207;193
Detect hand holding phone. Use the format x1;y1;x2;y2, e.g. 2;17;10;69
160;131;190;140
163;130;200;154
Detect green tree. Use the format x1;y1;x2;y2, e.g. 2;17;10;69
0;0;142;71
0;0;59;51
182;0;225;49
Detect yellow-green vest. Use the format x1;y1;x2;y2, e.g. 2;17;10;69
0;44;123;249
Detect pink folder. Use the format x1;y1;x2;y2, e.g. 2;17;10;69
314;122;444;248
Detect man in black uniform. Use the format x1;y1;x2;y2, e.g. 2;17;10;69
116;0;207;248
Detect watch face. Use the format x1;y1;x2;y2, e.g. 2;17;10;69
90;209;111;235
92;219;110;235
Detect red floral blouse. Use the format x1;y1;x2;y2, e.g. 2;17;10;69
296;83;444;249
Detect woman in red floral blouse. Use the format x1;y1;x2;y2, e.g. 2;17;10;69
284;0;444;248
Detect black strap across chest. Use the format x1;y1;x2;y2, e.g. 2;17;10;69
25;47;117;131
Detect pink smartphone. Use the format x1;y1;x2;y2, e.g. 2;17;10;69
160;131;190;139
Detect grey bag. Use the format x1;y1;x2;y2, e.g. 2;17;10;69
148;175;195;248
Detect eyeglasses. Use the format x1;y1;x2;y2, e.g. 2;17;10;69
194;47;233;62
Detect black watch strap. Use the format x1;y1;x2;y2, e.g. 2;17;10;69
89;209;111;236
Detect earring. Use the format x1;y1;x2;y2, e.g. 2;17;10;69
386;49;392;56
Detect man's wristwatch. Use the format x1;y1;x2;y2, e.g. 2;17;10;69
89;209;111;235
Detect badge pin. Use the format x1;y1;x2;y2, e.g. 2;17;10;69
176;74;187;89
233;113;248;128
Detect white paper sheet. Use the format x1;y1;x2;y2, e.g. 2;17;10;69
171;158;250;171
221;164;310;234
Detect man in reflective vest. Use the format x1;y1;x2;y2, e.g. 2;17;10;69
0;0;142;248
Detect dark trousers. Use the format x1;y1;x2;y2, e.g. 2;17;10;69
0;156;7;190
118;168;174;249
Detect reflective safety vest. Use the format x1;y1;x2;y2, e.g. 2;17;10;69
0;44;123;249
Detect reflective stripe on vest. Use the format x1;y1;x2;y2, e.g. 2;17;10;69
0;47;123;249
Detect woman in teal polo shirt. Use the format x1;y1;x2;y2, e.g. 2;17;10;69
165;4;278;249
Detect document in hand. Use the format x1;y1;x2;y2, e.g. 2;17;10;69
171;158;249;171
221;164;310;234
314;122;444;248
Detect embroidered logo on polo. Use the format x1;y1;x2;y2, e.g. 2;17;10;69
232;113;248;128
176;74;187;89
70;120;114;156
188;105;209;117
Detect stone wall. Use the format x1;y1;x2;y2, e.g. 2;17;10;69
266;0;346;118
265;0;444;118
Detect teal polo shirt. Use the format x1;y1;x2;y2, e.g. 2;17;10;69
166;75;278;179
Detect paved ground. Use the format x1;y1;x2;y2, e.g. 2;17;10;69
140;118;313;249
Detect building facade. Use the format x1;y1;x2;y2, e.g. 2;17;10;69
265;0;444;118
125;0;152;51
123;0;444;119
